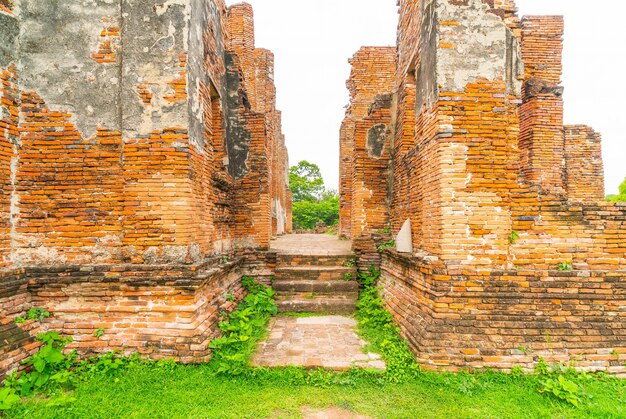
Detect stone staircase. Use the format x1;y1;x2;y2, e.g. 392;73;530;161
273;253;359;314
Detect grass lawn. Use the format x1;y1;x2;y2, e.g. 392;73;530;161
4;364;625;418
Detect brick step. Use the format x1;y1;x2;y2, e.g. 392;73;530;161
276;297;356;314
274;266;357;281
276;254;355;268
273;279;359;294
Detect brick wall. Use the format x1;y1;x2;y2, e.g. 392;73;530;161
0;0;291;378
339;47;396;244
382;250;626;375
340;0;626;373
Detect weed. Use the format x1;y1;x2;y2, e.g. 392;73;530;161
355;267;420;383
342;258;356;268
517;346;532;355
539;375;584;407
4;332;75;397
93;328;106;339
557;261;573;271
509;230;519;244
376;240;395;253
0;387;20;411
208;276;277;375
226;291;235;302
14;307;50;324
344;272;352;281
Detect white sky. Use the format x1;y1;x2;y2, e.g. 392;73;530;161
226;0;625;195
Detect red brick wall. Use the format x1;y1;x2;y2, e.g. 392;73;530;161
0;65;18;268
339;0;626;373
382;250;626;375
0;0;291;377
339;47;396;240
564;125;605;201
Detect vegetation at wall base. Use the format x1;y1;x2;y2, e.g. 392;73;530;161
2;275;625;417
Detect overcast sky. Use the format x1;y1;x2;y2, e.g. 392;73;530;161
225;0;625;195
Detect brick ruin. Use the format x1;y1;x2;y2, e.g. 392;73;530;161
340;0;625;373
0;1;291;377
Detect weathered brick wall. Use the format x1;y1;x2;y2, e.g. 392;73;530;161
340;0;626;373
0;269;40;381
381;250;626;375
564;125;605;201
339;47;395;243
0;0;291;377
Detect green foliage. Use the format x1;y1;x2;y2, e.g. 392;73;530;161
343;272;352;281
289;161;339;230
289;160;325;202
539;375;584;407
376;240;395;253
93;327;106;339
356;267;420;383
509;230;519;244
5;332;75;397
606;177;626;202
517;346;532;355
292;195;339;230
342;258;356;268
557;261;573;271
0;387;20;411
208;277;277;375
15;307;50;324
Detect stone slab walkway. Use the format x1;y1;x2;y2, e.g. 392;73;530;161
270;234;352;256
252;315;385;370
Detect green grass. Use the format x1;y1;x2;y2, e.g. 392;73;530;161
5;365;625;418
3;275;625;418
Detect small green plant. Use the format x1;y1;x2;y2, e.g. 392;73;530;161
356;266;420;383
517;346;532;355
14;307;50;324
509;230;519;244
611;350;620;359
557;261;573;271
342;258;356;268
0;387;20;411
226;291;235;302
539;375;583;407
510;366;524;378
93;327;106;339
208;277;277;375
222;255;229;263
377;240;395;253
5;331;75;397
344;272;353;281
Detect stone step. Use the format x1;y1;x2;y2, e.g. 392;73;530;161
276;297;356;314
276;254;355;268
273;279;359;294
274;266;357;282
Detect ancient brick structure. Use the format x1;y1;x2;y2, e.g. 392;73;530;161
340;0;625;374
0;1;290;378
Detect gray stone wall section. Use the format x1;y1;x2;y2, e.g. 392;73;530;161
0;11;19;68
436;0;522;97
121;0;190;140
18;0;122;138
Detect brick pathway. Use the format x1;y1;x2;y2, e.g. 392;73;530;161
252;315;385;370
270;234;352;255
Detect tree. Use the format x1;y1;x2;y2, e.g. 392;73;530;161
607;177;626;202
288;161;339;231
289;161;325;203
